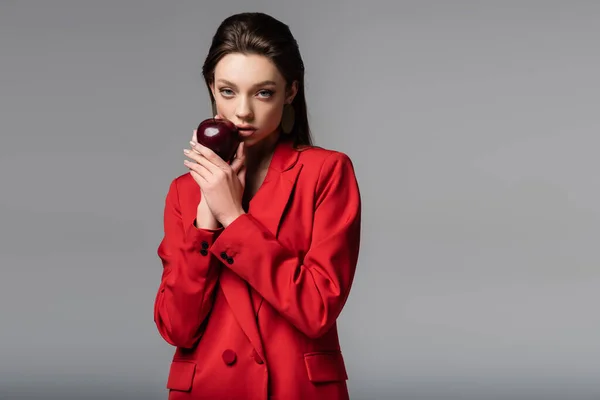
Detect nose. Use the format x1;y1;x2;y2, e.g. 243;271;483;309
235;97;253;121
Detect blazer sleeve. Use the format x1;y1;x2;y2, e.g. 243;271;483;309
154;178;223;348
209;152;361;339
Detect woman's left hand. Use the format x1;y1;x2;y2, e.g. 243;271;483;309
184;141;246;228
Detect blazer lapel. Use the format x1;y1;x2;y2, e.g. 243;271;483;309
219;139;303;356
249;163;303;238
219;268;265;359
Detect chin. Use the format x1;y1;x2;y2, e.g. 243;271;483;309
241;136;260;147
243;130;278;146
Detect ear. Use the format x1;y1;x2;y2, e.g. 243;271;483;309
209;82;216;99
286;80;299;104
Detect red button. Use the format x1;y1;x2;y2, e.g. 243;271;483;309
222;349;237;365
251;349;264;364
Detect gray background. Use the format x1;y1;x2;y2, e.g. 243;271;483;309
1;1;599;399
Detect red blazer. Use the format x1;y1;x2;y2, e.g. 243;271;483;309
154;138;361;400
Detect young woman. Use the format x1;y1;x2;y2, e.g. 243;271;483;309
154;12;361;400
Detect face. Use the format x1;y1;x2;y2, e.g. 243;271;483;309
210;53;297;148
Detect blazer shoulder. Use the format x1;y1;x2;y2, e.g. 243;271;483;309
296;145;356;174
174;171;195;186
165;172;197;197
295;145;360;209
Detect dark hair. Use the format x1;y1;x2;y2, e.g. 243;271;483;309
202;12;312;147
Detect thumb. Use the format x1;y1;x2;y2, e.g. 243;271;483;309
230;141;246;173
237;165;247;187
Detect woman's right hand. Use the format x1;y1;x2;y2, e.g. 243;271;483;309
187;114;247;229
189;115;223;229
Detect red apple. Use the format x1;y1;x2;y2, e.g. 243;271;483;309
195;117;240;163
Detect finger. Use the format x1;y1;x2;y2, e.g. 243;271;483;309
183;148;207;165
192;142;228;170
235;140;245;159
230;142;246;173
237;165;247;187
184;158;211;178
190;148;226;177
189;154;216;176
191;128;197;142
188;140;204;157
189;169;208;185
185;144;217;173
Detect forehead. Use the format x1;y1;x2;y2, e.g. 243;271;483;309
214;53;285;86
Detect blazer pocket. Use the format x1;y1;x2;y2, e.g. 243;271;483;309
303;351;348;383
166;360;196;391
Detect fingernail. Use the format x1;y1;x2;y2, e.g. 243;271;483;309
190;141;196;146
183;149;190;154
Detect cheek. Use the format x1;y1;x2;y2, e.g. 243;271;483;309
258;104;284;126
213;99;234;116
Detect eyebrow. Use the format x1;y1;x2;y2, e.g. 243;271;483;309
216;79;277;88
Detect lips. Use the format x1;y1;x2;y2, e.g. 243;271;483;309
237;127;257;137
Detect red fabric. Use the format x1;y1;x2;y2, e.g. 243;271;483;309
154;139;361;400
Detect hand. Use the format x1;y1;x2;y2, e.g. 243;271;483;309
184;126;247;228
188;114;224;194
188;117;220;229
189;113;248;188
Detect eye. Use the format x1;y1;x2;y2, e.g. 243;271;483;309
257;90;274;98
219;88;234;97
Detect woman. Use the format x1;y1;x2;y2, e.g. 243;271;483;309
154;12;361;400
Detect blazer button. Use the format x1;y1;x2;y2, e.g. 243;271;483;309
251;349;264;364
201;241;209;249
220;252;228;260
227;257;234;264
200;249;208;256
222;349;237;366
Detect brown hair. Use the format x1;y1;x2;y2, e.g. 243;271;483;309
202;12;313;147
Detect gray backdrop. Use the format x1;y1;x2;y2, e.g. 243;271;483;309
1;1;599;399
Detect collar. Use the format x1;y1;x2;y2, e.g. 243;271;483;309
268;137;301;173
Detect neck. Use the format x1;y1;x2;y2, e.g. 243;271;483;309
245;130;281;173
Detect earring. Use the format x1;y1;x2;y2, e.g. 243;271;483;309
281;104;295;134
